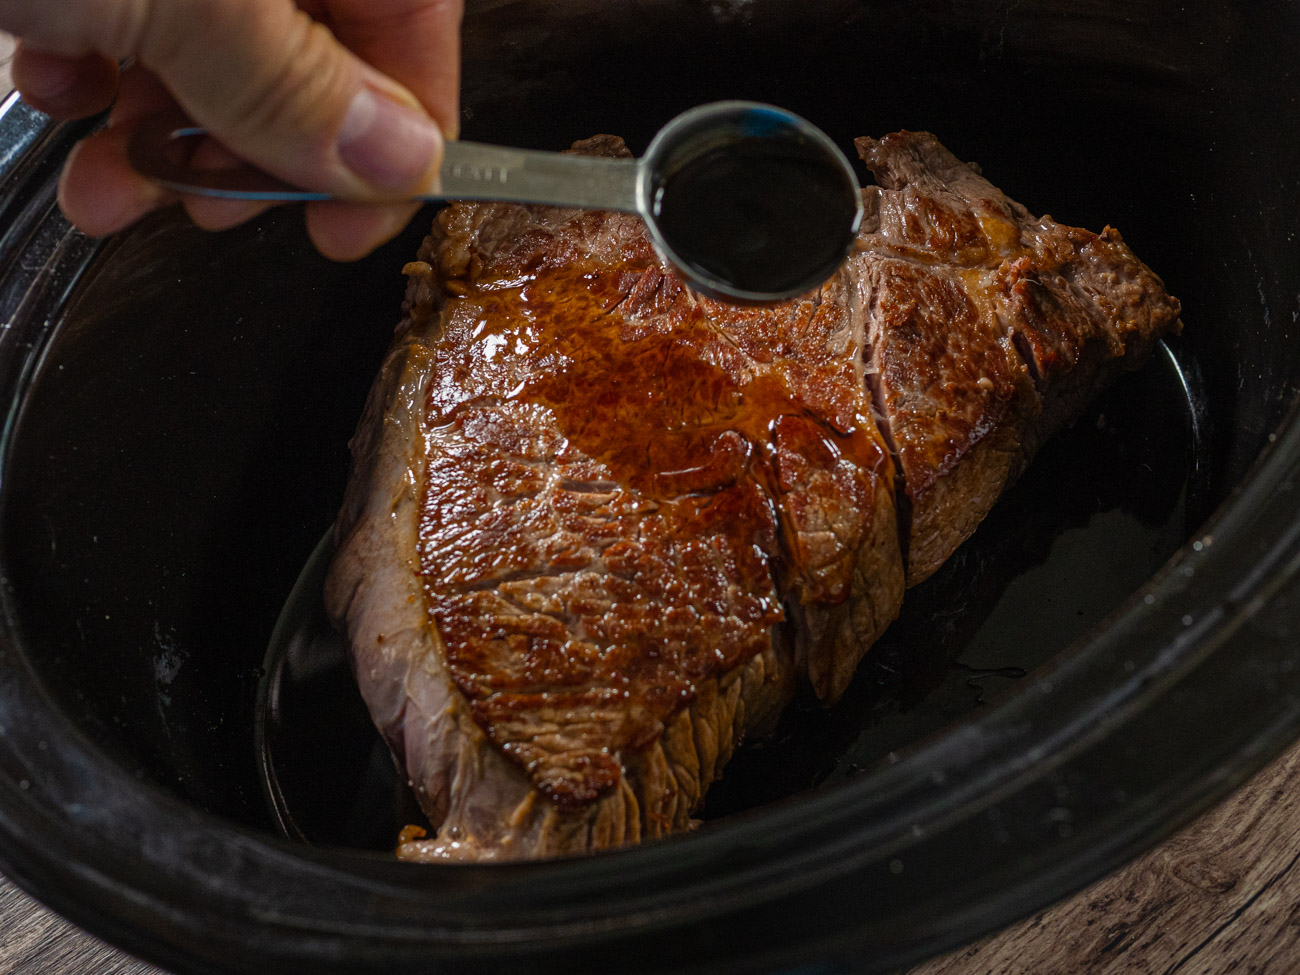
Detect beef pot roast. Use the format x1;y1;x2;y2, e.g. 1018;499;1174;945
323;131;1181;861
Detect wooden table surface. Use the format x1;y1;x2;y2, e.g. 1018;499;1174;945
2;732;1299;974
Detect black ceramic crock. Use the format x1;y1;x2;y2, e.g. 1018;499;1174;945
1;1;1299;972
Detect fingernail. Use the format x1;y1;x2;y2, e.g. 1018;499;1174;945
337;87;443;193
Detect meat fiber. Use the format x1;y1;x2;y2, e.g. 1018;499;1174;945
323;131;1181;861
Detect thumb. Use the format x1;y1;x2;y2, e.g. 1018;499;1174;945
151;0;443;197
20;0;445;198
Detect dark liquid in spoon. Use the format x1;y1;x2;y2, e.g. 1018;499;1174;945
652;136;860;297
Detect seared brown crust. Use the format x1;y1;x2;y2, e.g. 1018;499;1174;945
414;136;900;808
328;129;1181;860
392;641;793;861
853;131;1182;582
324;255;794;859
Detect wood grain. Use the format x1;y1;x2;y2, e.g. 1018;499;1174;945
0;877;163;975
906;738;1300;975
2;737;1299;973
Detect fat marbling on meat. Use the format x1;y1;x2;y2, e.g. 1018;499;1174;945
323;131;1182;861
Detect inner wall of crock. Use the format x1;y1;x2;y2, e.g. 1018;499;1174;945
3;0;1297;832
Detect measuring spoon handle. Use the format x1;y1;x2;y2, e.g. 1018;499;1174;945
440;142;639;211
126;111;641;212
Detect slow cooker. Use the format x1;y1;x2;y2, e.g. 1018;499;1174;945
1;1;1298;972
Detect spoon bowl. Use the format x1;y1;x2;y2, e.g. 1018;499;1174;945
638;102;863;302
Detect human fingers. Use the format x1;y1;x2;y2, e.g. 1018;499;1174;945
304;199;422;262
11;42;119;119
104;66;274;233
4;0;444;200
58;63;180;236
181;138;273;231
107;62;176;125
58;120;176;237
319;0;463;138
300;0;462;257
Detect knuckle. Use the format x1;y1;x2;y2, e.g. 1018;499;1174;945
233;14;351;139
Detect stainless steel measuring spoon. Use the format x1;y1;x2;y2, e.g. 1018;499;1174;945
128;100;863;303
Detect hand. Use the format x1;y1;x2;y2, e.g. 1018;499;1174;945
2;0;463;260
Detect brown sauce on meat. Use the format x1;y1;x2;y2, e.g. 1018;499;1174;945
509;268;817;494
415;257;890;805
425;260;889;585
